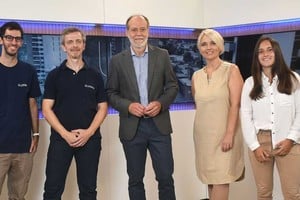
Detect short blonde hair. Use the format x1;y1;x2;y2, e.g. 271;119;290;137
197;29;224;55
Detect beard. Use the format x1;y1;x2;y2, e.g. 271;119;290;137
69;54;81;59
129;37;148;49
67;48;83;59
3;45;18;57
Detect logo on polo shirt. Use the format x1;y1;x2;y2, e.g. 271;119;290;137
84;84;95;90
17;83;28;87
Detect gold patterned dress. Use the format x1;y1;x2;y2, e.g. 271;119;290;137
192;61;244;184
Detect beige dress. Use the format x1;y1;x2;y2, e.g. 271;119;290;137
193;61;244;184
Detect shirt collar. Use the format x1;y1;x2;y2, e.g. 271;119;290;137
262;72;278;83
60;59;87;71
130;46;148;57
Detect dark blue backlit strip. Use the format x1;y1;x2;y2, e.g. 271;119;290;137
215;18;300;37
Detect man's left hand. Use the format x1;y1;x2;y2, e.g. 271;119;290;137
144;101;162;117
70;129;92;147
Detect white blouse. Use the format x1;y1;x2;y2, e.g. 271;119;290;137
240;72;300;151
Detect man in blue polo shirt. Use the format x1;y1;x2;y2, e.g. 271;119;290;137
42;27;108;200
0;22;41;199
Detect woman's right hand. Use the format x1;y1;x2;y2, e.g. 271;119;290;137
254;146;271;162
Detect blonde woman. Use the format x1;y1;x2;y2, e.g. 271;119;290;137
192;29;245;200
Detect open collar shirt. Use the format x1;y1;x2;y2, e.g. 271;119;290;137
131;46;149;106
241;72;300;151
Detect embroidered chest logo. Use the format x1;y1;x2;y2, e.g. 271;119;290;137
84;84;95;90
17;83;28;87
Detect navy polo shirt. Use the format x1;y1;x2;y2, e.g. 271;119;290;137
0;61;41;153
43;60;107;140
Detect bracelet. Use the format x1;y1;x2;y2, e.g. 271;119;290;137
32;133;40;137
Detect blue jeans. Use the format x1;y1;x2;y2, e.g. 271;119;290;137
121;118;176;200
43;137;101;200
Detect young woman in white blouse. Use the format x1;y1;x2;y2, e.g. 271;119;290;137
241;36;300;200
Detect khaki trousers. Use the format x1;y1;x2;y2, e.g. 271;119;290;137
248;130;300;200
0;153;34;200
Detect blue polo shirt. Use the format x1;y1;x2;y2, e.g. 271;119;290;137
43;60;107;140
0;61;41;153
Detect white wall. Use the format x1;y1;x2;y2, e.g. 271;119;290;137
202;0;300;28
0;0;105;24
1;0;299;28
0;0;204;28
103;0;204;28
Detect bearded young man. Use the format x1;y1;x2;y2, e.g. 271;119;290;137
0;21;41;200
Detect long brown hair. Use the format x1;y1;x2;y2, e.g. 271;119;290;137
249;36;298;100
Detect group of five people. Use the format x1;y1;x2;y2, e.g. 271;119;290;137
0;14;299;200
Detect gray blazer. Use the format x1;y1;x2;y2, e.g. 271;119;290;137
106;45;179;140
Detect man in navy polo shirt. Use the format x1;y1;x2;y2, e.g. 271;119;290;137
42;27;108;200
0;22;41;199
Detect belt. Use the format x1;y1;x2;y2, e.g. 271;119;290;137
141;115;151;119
258;129;271;133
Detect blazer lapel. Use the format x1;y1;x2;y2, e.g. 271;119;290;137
148;45;156;91
122;50;140;96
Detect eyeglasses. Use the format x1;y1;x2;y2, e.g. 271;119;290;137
2;35;23;42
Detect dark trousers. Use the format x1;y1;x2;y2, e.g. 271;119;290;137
43;137;101;200
121;118;176;200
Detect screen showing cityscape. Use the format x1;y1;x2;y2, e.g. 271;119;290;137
6;34;236;109
2;30;299;110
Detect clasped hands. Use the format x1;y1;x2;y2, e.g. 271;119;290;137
64;129;92;147
129;101;162;118
254;139;294;163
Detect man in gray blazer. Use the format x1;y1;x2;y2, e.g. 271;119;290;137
106;14;178;200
